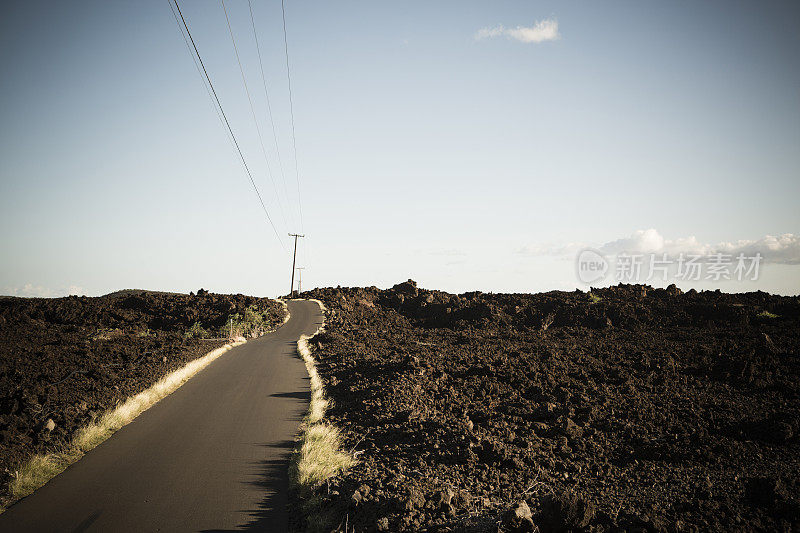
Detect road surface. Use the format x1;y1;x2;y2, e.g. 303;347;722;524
0;299;322;532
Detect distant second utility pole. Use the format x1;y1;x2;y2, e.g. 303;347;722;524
288;233;304;297
295;267;305;294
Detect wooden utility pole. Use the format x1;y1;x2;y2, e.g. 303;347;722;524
288;233;304;297
296;267;305;294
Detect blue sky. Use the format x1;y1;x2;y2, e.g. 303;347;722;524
1;0;799;297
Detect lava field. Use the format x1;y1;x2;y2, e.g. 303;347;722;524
0;289;285;507
300;281;799;532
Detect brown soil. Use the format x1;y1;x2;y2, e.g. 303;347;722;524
299;281;800;532
0;289;285;508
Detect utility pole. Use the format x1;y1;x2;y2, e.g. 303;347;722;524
296;267;305;294
288;233;304;298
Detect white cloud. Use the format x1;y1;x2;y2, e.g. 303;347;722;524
714;234;800;264
600;228;665;255
519;229;800;264
475;19;560;44
9;284;58;297
65;285;87;296
3;284;87;297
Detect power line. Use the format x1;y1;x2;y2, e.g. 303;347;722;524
247;0;293;228
168;1;232;150
280;0;304;233
221;0;289;233
171;0;285;250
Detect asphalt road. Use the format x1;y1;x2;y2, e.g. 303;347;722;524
0;299;322;533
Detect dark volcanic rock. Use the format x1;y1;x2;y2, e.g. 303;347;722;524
296;282;800;532
503;500;535;532
0;290;285;508
392;279;419;297
538;490;595;531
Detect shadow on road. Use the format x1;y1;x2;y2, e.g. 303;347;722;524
69;511;102;533
201;442;295;533
271;391;311;401
201;302;320;532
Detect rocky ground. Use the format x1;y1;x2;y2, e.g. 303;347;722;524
0;289;285;508
299;281;800;532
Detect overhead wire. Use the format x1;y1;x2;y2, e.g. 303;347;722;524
168;1;230;148
171;0;286;250
221;0;289;233
247;0;294;230
280;0;304;233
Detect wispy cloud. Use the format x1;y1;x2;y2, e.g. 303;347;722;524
475;19;560;44
516;241;585;257
3;284;86;297
518;229;800;264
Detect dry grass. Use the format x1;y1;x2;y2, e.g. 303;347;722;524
8;340;245;503
290;300;355;530
294;423;353;488
9;452;76;501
